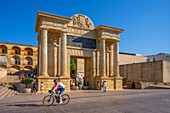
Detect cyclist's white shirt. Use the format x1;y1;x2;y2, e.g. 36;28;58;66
55;82;65;88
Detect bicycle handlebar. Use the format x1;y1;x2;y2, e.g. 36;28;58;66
48;90;54;94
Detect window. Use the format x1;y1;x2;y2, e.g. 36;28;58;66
2;49;6;53
28;52;31;55
15;50;18;54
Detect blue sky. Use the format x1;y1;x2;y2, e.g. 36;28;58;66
0;0;170;55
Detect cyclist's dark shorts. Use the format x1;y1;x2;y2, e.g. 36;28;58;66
58;88;65;94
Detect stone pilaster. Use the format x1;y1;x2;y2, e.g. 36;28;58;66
40;28;49;76
60;33;68;77
99;39;106;77
54;46;57;76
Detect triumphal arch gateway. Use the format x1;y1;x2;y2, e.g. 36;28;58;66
35;12;124;91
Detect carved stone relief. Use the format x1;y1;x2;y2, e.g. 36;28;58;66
105;42;113;51
68;14;94;30
48;32;60;45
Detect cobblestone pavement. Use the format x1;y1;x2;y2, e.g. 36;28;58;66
0;89;170;113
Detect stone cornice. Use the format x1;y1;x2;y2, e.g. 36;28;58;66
95;25;123;42
35;11;71;32
95;25;124;33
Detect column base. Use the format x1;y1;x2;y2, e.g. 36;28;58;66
37;76;56;92
114;76;123;90
37;76;70;91
59;76;70;91
95;76;114;90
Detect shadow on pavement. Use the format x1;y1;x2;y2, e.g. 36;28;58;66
6;104;44;107
145;86;170;89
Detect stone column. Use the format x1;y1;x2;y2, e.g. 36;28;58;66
38;43;41;75
106;52;109;76
40;28;48;76
109;44;114;76
57;37;61;76
60;33;68;77
96;51;100;76
99;39;106;77
114;42;120;77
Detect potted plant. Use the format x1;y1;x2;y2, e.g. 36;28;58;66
122;77;128;89
20;78;33;93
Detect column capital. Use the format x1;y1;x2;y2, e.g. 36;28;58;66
99;38;106;41
40;25;49;30
60;32;67;37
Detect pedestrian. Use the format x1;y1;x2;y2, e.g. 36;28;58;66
70;79;73;89
78;80;83;90
32;81;37;95
101;81;107;93
97;81;100;89
40;82;44;94
72;79;76;90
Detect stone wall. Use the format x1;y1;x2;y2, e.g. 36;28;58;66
119;53;147;65
0;66;7;78
163;61;170;83
77;59;84;73
120;61;165;82
37;76;70;91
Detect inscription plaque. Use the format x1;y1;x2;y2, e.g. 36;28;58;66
67;35;96;49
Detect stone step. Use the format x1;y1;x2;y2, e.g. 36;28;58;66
6;90;16;98
0;86;7;93
0;87;8;96
0;86;17;100
0;89;10;99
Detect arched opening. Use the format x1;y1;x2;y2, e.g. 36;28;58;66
12;46;21;55
11;56;20;65
25;57;33;65
24;66;33;74
11;66;20;74
0;45;7;54
24;48;33;56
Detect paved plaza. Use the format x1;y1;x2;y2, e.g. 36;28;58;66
0;89;170;113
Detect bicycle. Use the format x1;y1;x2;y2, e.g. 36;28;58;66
43;90;70;106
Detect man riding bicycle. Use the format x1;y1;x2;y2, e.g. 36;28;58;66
50;79;65;104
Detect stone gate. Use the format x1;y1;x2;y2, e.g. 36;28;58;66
35;12;124;91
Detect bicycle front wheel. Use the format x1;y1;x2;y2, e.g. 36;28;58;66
61;94;70;105
43;95;55;106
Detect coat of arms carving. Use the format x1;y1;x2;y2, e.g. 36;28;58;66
69;14;94;30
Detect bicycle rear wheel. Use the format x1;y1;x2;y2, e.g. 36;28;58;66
61;94;70;105
43;95;55;106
